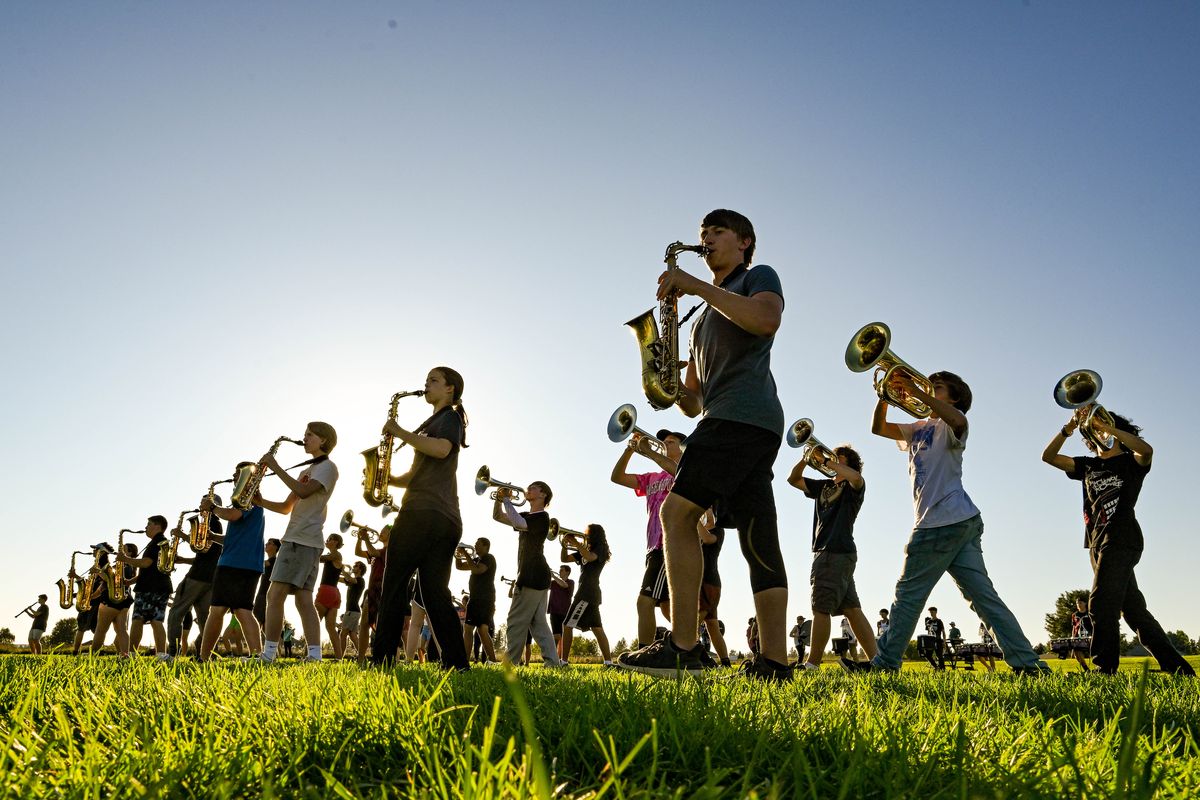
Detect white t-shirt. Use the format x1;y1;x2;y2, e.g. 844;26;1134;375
840;617;856;643
895;418;980;529
282;458;339;549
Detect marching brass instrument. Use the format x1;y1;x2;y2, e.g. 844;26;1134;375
474;465;527;506
362;389;425;517
159;509;199;573
548;519;586;549
606;403;668;457
626;241;712;410
232;436;304;511
845;321;934;419
55;550;91;610
786;418;840;479
190;479;231;553
339;510;380;544
500;575;516;598
455;543;479;562
1054;369;1116;451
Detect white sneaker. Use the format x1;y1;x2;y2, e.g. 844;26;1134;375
155;653;174;663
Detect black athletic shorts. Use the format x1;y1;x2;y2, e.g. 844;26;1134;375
77;607;98;633
211;566;260;611
465;598;495;628
640;549;669;602
565;595;602;630
549;612;566;635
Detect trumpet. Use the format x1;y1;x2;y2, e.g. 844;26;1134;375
845;321;934;419
606;403;668;457
474;465;527;506
231;436;304;511
191;478;231;553
362;388;425;517
787;418;839;478
626;242;712;410
548;519;586;550
1054;369;1116;451
500;575;516;598
339;510;380;544
55;550;91;609
160;509;199;573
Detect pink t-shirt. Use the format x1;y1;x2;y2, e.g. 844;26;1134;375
635;471;674;551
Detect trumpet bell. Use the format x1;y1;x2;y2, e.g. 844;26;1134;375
607;404;638;443
339;510;355;534
1054;369;1103;409
787;418;815;449
474;465;491;497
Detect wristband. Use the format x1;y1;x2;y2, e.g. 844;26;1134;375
1061;426;1073;438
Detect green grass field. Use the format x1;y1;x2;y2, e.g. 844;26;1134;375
1;656;1197;799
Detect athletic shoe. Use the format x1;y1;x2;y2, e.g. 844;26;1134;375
155;653;173;663
1012;665;1050;676
740;655;794;683
798;662;820;673
719;658;732;668
839;657;874;674
697;648;718;670
616;639;706;678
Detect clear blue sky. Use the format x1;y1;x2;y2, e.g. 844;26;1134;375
3;3;1198;649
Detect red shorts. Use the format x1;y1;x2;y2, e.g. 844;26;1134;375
316;584;341;610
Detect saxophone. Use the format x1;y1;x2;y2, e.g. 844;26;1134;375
105;529;140;603
625;242;711;409
55;550;90;609
231;436;303;511
362;389;424;515
190;479;231;553
159;509;199;573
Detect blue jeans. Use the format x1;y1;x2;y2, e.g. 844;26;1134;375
873;514;1044;671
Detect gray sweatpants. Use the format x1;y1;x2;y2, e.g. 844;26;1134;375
167;575;213;656
504;586;562;666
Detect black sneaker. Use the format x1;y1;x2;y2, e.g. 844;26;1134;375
839;657;874;674
1012;665;1050;677
616;638;706;678
741;655;794;683
697;648;717;670
719;658;732;668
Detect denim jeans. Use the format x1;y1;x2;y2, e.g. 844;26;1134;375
873;514;1043;671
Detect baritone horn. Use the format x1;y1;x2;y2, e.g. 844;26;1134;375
606;403;668;457
626;242;711;410
786;418;839;478
339;510;380;544
1054;369;1116;451
474;466;527;506
845;321;934;419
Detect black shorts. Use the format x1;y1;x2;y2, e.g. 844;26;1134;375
77;607;97;633
640;549;669;602
565;596;602;630
549;612;566;635
465;599;495;628
211;566;261;611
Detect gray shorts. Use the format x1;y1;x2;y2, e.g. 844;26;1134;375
270;541;321;592
340;610;361;632
29;628;45;642
810;550;860;616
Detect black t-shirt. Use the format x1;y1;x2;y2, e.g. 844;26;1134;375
702;526;724;587
401;407;464;525
1066;452;1149;550
515;511;551;591
135;534;174;594
1071;611;1094;637
32;603;49;630
320;558;341;587
801;479;865;554
924;617;945;639
185;518;224;582
572;541;609;604
345;576;365;612
469;553;497;605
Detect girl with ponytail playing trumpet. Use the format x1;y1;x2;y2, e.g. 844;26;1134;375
370;367;471;671
559;525;613;666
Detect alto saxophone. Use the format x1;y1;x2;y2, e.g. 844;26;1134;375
625;242;711;409
190;479;230;553
362;389;424;515
56;550;89;609
232;436;303;511
159;509;199;573
106;529;139;603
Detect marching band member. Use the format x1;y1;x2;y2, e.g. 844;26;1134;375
253;538;281;628
339;561;367;657
370;367;471;671
198;463;266;661
258;422;339;663
787;444;876;671
492;481;564;667
697;510;730;667
559;525;613;666
455;537;498;662
117;516;173;660
166;503;224;658
609;429;685;648
1042;411;1194;675
314;533;345;659
548;565;574;659
619;209;790;681
355;525;390;665
22;595;49;655
842;372;1045;674
93;544;138;657
1069;597;1093;672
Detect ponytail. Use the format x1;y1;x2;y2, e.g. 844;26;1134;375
434;365;469;448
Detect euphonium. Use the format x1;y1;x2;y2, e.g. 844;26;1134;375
626;242;712;410
362;389;425;517
786;418;839;478
339;509;379;544
232;436;304;511
845;321;935;419
1054;369;1116;451
55;551;90;609
190;479;231;553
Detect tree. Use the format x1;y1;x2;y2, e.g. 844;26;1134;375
44;619;78;650
1045;588;1090;640
0;628;14;645
1165;630;1197;656
613;638;630;656
569;635;599;659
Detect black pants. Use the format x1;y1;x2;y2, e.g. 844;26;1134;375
1089;546;1193;675
372;508;469;670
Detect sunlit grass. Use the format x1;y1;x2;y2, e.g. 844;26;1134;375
0;656;1197;798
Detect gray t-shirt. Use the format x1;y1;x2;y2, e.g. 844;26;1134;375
400;407;464;526
282;457;339;548
688;264;785;436
895;418;980;529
